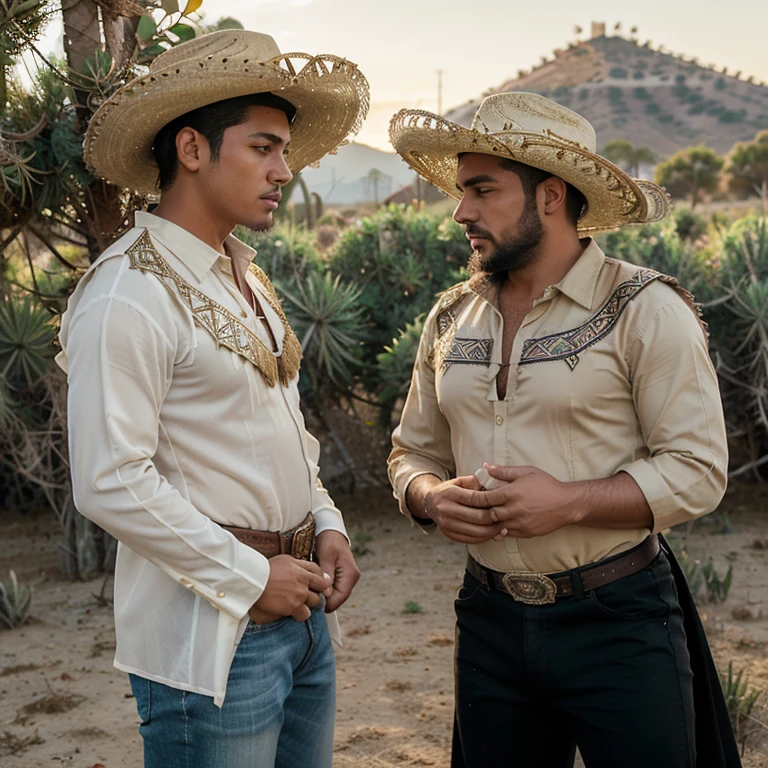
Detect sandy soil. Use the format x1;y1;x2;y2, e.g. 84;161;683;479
1;482;767;767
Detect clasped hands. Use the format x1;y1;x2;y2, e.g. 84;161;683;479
423;464;580;544
249;530;359;624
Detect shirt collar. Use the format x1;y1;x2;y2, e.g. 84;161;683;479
134;212;256;283
553;238;606;310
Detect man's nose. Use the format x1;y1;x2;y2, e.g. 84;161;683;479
270;154;293;187
453;196;475;225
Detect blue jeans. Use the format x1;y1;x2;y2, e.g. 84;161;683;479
129;604;336;768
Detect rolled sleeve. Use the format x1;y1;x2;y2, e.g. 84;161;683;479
388;320;455;524
67;295;269;621
619;299;728;532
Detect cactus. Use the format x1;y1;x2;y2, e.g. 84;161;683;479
0;570;32;630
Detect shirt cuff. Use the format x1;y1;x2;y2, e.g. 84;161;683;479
313;505;349;543
618;460;677;534
188;545;271;621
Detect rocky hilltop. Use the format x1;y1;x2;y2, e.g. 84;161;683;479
446;29;768;158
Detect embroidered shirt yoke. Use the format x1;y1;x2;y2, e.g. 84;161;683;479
388;239;727;574
57;212;347;706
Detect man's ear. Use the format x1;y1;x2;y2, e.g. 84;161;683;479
540;176;568;216
175;127;207;174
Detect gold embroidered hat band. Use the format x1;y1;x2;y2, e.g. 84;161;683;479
85;30;370;195
389;92;670;234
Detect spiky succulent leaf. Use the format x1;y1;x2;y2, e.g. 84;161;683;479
0;294;56;385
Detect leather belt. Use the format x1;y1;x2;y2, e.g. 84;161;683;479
220;512;316;561
466;535;660;605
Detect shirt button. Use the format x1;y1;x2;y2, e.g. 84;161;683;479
495;415;504;426
240;310;248;319
217;591;226;598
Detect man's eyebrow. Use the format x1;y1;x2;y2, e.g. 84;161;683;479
247;132;290;147
456;173;498;192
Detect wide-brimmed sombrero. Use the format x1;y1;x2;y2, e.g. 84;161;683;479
84;30;369;195
389;92;670;233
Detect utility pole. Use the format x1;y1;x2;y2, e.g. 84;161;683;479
436;68;444;114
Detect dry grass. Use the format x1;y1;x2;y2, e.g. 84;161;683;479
19;691;83;717
0;663;42;676
0;729;44;757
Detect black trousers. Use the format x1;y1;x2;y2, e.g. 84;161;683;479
453;550;696;768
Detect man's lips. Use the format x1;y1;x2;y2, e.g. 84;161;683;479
467;234;487;248
261;192;282;210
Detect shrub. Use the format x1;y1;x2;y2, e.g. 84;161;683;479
720;109;747;124
0;570;32;630
645;102;662;115
720;661;764;754
609;67;628;79
326;206;467;398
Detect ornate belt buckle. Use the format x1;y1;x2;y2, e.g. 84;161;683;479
291;513;316;561
501;572;557;605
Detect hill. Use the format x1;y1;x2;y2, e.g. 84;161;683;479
446;31;768;159
300;142;414;205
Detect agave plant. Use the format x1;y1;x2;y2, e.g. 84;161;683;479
0;293;56;386
0;569;33;630
706;216;768;477
278;272;365;389
376;316;425;404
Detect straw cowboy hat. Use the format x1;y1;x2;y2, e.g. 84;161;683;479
389;92;670;233
84;30;370;195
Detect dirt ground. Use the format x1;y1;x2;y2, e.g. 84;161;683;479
1;481;768;768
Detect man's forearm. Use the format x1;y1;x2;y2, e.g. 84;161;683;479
569;471;653;530
405;474;443;522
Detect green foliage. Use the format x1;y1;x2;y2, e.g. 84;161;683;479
701;560;733;603
665;536;704;601
654;145;724;208
671;207;709;242
376;317;425;403
603;140;655;176
402;600;423;615
326;205;467;397
0;294;56;386
720;661;764;754
597;218;712;296
720;109;747;124
349;529;373;557
609;67;628;79
279;272;365;388
727;130;768;199
0;570;32;630
715;77;727;90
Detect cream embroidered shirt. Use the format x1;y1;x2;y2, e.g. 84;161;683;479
57;212;347;706
388;239;728;574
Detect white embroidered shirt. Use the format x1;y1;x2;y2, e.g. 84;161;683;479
57;212;346;706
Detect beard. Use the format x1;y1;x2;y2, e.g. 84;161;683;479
467;197;544;284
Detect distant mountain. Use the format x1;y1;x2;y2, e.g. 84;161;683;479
300;142;415;205
446;32;768;159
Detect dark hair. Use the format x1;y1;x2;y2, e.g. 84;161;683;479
152;92;296;190
498;157;587;225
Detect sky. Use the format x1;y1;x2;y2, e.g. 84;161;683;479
30;0;768;151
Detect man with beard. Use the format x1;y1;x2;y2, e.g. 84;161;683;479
387;93;740;767
56;31;368;768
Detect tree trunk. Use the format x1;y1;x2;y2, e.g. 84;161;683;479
61;0;101;128
104;15;141;70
